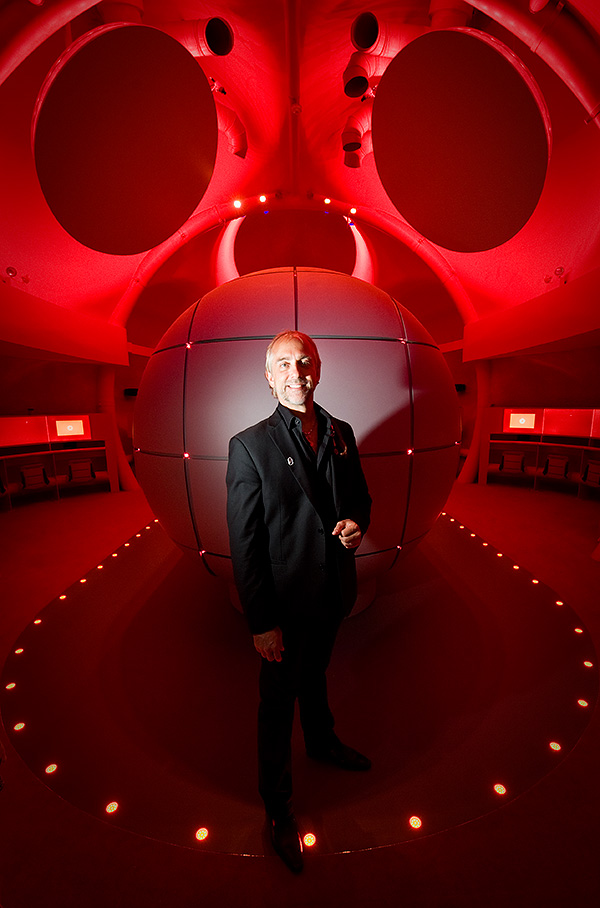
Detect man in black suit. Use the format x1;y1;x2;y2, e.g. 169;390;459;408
226;330;372;872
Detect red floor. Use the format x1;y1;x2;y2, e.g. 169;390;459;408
0;484;599;906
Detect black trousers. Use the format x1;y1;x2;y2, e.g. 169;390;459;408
257;608;343;819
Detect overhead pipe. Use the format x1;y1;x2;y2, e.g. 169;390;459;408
110;196;477;331
341;98;373;152
0;0;101;89
98;0;143;23
157;17;234;57
344;129;372;168
343;17;429;97
214;97;248;158
467;0;600;125
428;0;473;29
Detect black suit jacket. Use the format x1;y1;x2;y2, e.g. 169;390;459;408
226;403;372;635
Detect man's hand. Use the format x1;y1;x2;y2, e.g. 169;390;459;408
253;627;284;662
332;519;362;549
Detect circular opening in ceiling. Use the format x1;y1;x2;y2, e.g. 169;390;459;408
345;75;369;98
32;24;218;255
372;28;551;252
205;18;234;56
351;12;379;50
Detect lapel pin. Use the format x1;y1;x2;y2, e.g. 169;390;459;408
287;457;294;466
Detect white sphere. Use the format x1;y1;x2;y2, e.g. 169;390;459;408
134;268;460;602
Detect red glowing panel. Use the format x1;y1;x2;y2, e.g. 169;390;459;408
543;409;593;437
0;416;49;446
48;415;91;443
502;410;543;434
592;411;600;439
195;827;209;841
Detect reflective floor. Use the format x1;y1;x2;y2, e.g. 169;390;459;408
3;513;596;856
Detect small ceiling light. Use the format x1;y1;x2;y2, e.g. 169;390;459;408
578;699;589;708
33;619;42;625
124;543;130;547
493;784;507;795
105;802;119;814
574;628;583;634
5;683;16;690
195;827;209;841
409;816;422;829
186;342;192;349
513;565;519;570
97;565;104;570
584;661;593;668
259;194;267;203
15;648;24;655
324;197;331;205
59;594;66;599
303;833;316;847
183;453;190;459
233;199;242;209
80;578;87;583
483;543;488;547
350;207;357;214
45;764;58;774
14;722;25;731
497;553;503;557
112;553;118;558
556;600;564;606
549;742;561;752
532;579;539;584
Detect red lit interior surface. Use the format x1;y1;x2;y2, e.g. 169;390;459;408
0;415;92;446
502;409;599;439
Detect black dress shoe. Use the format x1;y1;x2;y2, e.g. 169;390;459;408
307;741;372;771
270;814;304;873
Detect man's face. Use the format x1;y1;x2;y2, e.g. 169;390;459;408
265;337;320;412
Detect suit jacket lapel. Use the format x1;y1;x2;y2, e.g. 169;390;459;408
267;411;319;513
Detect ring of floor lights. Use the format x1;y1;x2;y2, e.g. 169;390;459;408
1;514;597;856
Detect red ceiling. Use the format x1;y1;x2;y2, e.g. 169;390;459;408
1;0;600;361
